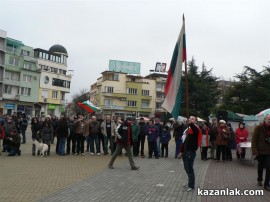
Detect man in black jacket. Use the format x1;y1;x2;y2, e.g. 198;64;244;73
108;117;139;170
180;116;201;192
138;117;146;158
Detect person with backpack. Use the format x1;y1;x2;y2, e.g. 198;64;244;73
179;116;202;192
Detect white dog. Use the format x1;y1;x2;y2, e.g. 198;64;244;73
34;139;48;157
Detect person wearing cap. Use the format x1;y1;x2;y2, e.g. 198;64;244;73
108;117;139;170
145;119;159;159
252;114;270;191
215;120;229;162
235;122;248;159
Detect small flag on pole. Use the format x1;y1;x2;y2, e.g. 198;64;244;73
162;15;186;120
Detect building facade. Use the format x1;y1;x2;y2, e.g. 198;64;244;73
34;44;71;117
93;71;156;119
0;30;6;115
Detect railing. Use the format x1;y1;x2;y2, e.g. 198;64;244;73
0;44;6;51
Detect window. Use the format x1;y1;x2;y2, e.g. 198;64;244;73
67;81;70;88
4;72;11;80
156;83;164;90
5;72;20;81
141;101;150;108
127;101;137;107
21;87;31;96
61;92;65;100
52;91;58;99
21;50;30;56
104;86;114;93
23;75;32;82
23;63;32;70
113;73;119;81
127;88;137;94
142;90;149;96
8;56;20;66
4;85;12;94
157;92;164;99
156;103;162;110
104;99;112;106
131;78;136;82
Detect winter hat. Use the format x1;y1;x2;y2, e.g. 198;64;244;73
219;120;226;124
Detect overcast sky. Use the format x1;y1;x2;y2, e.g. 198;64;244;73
0;0;269;101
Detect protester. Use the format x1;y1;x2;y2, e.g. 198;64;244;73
0;122;4;155
251;114;270;191
56;114;69;156
209;117;218;160
179;116;202;192
75;113;89;156
145;119;159;159
154;118;163;157
108;117;139;170
225;123;235;161
131;118;140;157
3;116;17;151
235;122;248;159
160;125;171;158
67;116;77;155
89;116;101;155
200;122;210;161
216;120;229;162
3;128;21;156
101;115;116;155
19;113;28;144
173;120;186;158
138;117;146;158
41;119;53;155
31;117;41;155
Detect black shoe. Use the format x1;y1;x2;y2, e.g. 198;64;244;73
131;166;140;170
264;186;270;191
257;181;263;186
155;157;159;159
18;150;21;156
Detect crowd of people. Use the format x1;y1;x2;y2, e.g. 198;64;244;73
1;112;270;191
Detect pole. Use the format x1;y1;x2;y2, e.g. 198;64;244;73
183;15;189;118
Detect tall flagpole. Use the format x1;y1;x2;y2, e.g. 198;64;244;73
183;15;189;118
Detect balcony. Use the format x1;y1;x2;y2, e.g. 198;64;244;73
141;95;152;100
156;98;164;103
3;93;18;100
60;99;65;104
156;88;164;92
4;79;20;86
0;44;6;52
102;92;127;98
101;105;125;110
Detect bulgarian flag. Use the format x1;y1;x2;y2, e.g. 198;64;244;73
78;100;100;113
162;15;186;120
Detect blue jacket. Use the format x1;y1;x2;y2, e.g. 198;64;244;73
145;125;159;142
160;129;171;144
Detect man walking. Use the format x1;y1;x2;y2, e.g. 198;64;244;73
108;117;139;170
252;114;270;191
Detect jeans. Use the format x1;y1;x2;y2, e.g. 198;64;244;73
59;138;66;155
257;154;270;188
21;130;26;143
67;135;76;154
201;147;208;160
76;135;86;154
104;136;115;154
148;141;158;158
138;135;146;156
175;138;182;157
108;144;136;168
156;137;161;156
89;135;100;153
4;145;20;156
183;150;196;189
161;143;168;157
99;134;105;153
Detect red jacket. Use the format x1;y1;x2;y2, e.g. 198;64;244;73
0;125;4;139
235;128;248;144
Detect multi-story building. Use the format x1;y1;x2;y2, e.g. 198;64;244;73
1;36;39;116
0;30;6;115
34;44;71;117
145;71;167;114
93;71;156;119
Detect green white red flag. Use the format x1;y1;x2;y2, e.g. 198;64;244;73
162;16;186;120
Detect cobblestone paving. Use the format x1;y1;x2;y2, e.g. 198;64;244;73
2;129;269;202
